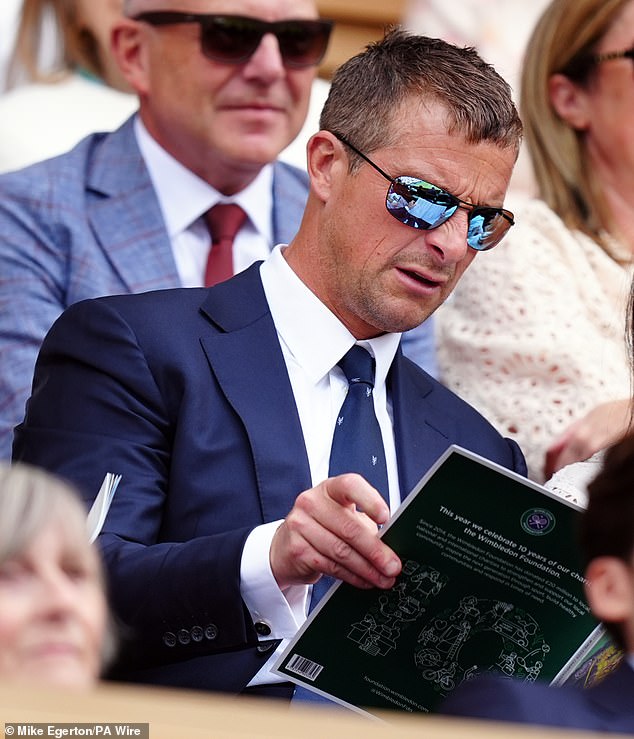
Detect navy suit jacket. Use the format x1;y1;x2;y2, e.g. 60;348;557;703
440;663;634;733
14;263;525;694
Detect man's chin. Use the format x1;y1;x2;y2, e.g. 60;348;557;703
226;131;294;166
380;306;437;335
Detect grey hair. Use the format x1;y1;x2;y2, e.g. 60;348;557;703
0;463;90;560
0;463;117;671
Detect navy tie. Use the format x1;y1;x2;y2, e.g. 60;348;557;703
328;345;389;502
293;346;389;705
310;344;390;608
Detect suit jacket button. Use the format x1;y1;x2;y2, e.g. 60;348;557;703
255;621;271;636
256;642;275;655
163;632;177;648
204;624;218;640
191;626;204;642
178;629;191;645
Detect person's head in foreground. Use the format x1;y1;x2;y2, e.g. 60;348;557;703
283;28;522;338
0;463;113;689
582;432;634;655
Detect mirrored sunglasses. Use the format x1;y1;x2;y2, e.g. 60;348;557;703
335;134;514;251
132;12;333;69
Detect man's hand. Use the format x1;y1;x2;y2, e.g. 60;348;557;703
270;473;402;591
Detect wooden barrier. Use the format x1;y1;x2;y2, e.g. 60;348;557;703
0;680;625;738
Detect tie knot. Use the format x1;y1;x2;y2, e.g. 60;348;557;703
338;345;375;387
205;203;247;243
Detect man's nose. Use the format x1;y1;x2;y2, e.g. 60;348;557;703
425;211;471;264
242;33;286;80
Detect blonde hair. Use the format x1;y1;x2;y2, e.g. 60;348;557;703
521;0;628;241
6;0;110;89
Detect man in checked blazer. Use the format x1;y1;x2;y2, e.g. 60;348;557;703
0;0;436;460
0;0;319;459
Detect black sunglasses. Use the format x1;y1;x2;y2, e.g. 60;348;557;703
593;46;634;64
335;134;514;252
132;12;333;69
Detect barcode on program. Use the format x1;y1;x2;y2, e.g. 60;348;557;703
286;653;324;681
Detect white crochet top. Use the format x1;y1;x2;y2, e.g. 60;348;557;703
437;200;633;482
543;454;605;509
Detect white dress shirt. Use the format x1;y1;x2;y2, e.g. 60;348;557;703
133;116;273;285
241;245;402;684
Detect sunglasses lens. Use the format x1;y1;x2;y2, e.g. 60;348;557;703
386;177;513;250
201;17;331;67
467;209;513;251
386;177;458;230
201;17;262;62
276;21;332;68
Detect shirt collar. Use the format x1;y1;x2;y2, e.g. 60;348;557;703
133;116;273;244
260;245;401;386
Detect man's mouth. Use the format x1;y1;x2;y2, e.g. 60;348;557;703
398;267;443;288
224;100;285;113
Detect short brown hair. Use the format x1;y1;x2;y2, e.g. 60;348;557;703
319;28;522;167
582;434;634;648
583;436;634;565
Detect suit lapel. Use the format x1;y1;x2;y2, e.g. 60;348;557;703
85;118;181;293
199;265;312;521
391;351;451;498
85;135;308;292
197;266;447;518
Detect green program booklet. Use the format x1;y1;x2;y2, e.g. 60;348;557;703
273;446;610;717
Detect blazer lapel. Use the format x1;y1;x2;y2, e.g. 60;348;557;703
85;118;181;293
199;265;312;522
390;350;451;498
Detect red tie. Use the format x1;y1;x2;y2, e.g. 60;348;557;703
204;203;247;287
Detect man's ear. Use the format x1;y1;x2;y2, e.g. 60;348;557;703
110;19;150;96
306;131;344;203
548;73;591;131
584;556;634;625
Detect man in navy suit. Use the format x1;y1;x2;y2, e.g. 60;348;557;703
14;30;524;698
440;434;634;734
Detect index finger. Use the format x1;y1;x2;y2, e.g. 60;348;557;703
324;473;391;527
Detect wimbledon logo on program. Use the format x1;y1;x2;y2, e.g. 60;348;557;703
520;508;556;536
